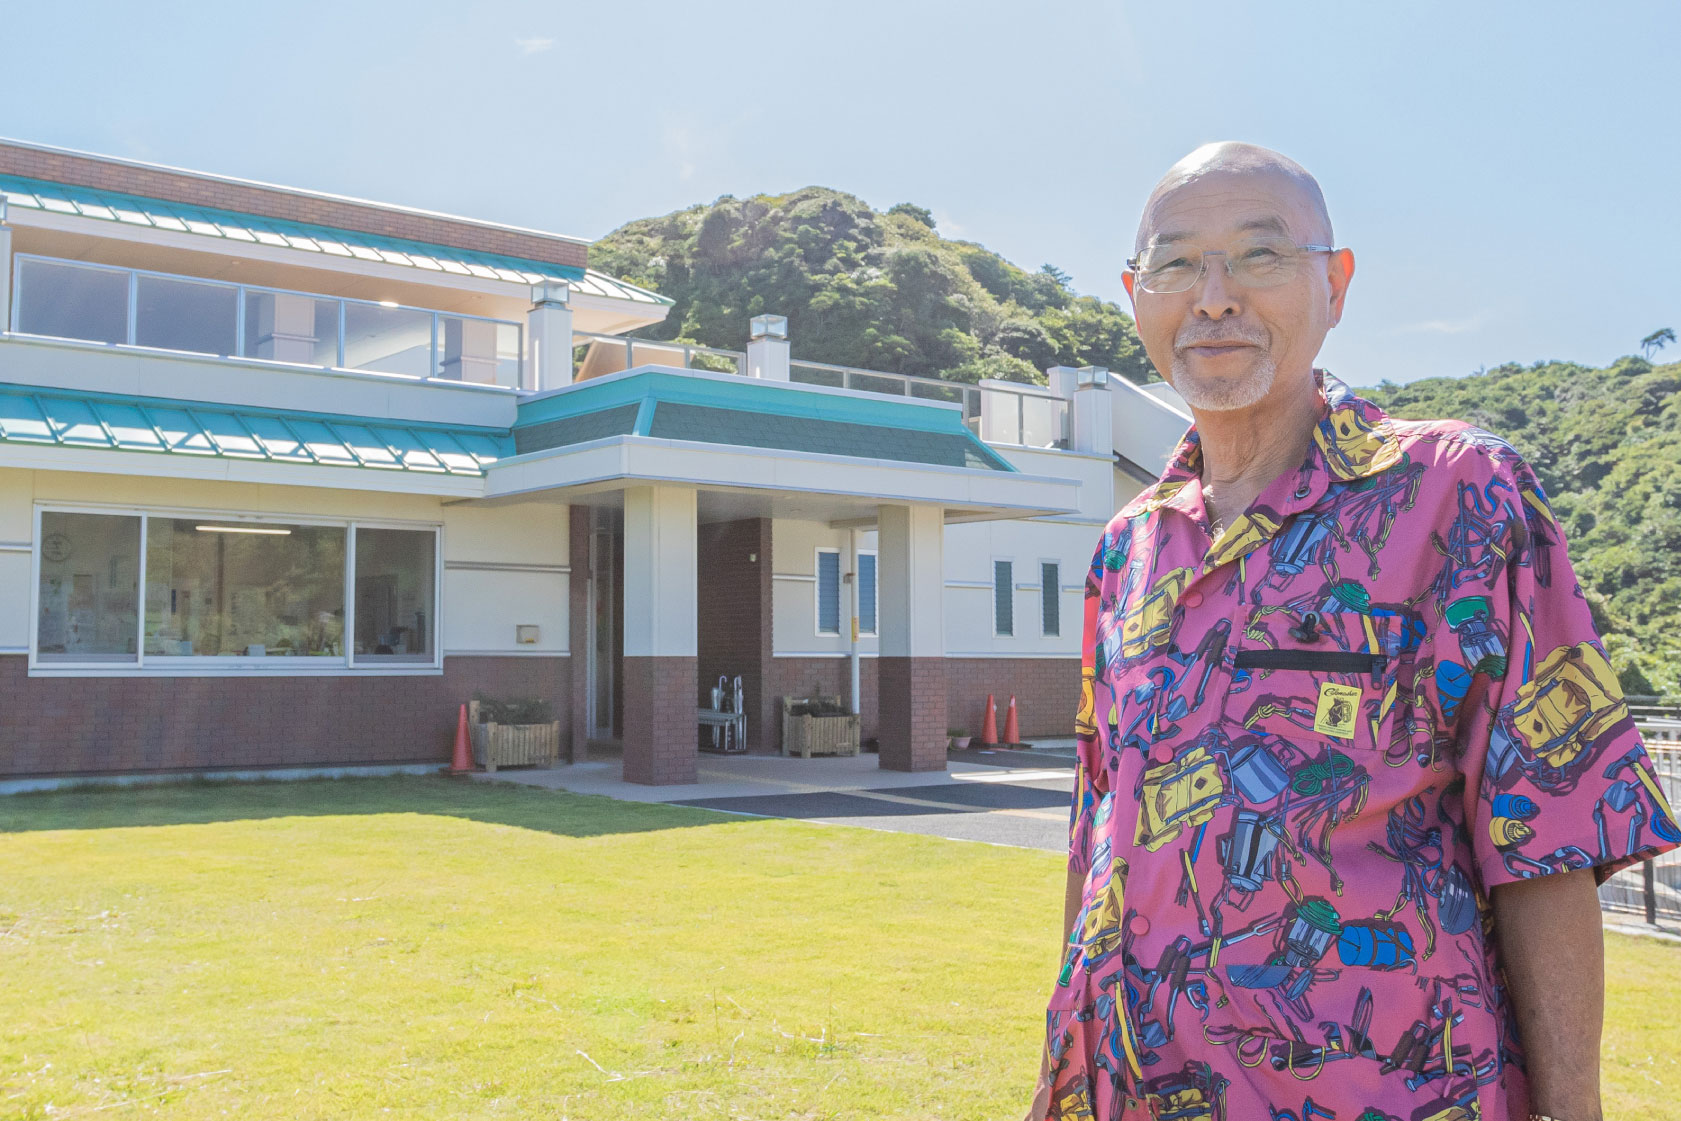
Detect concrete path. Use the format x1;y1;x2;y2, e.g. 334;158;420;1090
478;740;1079;852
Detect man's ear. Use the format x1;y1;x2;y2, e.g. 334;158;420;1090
1122;269;1136;303
1327;248;1355;326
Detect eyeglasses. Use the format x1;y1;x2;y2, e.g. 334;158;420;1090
1127;236;1334;295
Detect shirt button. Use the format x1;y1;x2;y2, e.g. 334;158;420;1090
1150;743;1175;765
1182;590;1204;609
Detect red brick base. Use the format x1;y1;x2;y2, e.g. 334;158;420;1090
770;656;1079;750
621;655;699;785
877;656;948;772
0;655;567;778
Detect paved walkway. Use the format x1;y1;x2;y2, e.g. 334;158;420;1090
477;740;1079;852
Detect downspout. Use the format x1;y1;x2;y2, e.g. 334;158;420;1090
848;528;861;716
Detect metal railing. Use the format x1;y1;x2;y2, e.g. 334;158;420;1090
572;331;745;378
1598;738;1680;926
568;334;1072;450
10;254;525;388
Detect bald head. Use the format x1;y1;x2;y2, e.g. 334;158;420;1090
1136;142;1332;253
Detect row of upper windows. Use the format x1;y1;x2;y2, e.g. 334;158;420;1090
812;550;1062;640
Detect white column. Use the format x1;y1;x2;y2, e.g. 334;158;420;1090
746;314;790;381
249;292;322;364
623;485;698;658
527;282;574;392
1049;364;1113;455
877;504;944;658
0;200;14;334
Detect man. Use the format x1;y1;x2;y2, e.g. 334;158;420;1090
1031;143;1679;1121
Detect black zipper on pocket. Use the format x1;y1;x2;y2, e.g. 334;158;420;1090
1233;649;1386;676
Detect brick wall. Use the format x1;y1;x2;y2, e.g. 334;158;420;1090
697;519;773;752
943;657;1080;740
0;655;567;778
767;655;1079;750
0;141;588;270
878;657;947;771
621;656;698;785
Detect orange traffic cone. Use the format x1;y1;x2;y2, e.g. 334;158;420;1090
447;703;474;774
1003;695;1021;745
980;693;999;745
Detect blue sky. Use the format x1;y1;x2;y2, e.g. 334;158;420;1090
7;1;1679;386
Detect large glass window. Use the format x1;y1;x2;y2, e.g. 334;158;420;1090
354;528;436;661
143;520;346;658
243;291;338;366
343;302;433;378
36;512;141;662
15;259;129;345
135;275;238;356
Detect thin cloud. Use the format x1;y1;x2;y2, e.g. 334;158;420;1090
1392;311;1491;336
515;37;555;55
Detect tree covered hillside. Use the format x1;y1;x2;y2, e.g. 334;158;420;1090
1364;357;1681;696
590;188;1153;385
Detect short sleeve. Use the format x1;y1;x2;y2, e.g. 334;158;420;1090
1452;451;1679;887
1069;531;1112;874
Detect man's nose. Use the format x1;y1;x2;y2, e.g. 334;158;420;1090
1191;254;1241;320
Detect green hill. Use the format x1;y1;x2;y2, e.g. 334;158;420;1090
592;191;1679;696
589;187;1154;385
1364;358;1681;696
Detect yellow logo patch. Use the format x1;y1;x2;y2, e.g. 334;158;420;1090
1313;682;1363;739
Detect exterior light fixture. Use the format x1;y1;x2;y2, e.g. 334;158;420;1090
1075;365;1110;387
530;282;570;308
749;314;788;341
194;525;293;535
378;300;400;309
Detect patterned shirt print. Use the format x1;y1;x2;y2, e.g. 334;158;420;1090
1041;373;1679;1121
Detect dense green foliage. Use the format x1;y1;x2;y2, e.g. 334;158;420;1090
591;187;1154;385
1364;357;1681;696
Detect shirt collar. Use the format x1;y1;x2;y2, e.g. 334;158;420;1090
1134;371;1406;567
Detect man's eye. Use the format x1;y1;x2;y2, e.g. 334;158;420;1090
1240;247;1282;263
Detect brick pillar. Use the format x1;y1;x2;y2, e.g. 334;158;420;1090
877;504;947;773
567;505;591;762
621;485;699;785
878;657;948;771
622;656;700;784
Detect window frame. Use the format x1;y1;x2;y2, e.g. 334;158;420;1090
29;502;444;676
992;557;1015;638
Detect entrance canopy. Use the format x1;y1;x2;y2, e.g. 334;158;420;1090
482;367;1083;525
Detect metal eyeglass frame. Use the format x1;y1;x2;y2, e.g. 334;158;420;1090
1126;241;1336;294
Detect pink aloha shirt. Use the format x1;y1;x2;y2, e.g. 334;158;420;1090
1041;373;1678;1121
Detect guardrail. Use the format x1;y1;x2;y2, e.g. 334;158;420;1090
572;331;745;379
1597;738;1680;925
11;254;525;387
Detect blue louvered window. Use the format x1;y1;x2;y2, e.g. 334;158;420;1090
994;559;1014;637
859;552;877;635
817;549;841;635
1042;561;1060;637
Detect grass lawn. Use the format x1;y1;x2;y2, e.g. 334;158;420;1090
0;777;1675;1120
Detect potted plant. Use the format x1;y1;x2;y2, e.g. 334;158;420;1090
469;694;561;772
948;727;972;750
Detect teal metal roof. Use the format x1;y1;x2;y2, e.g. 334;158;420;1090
0;384;511;475
513;369;1016;472
0;174;668;305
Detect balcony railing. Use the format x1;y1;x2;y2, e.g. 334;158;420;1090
9;254;525;388
568;332;1069;450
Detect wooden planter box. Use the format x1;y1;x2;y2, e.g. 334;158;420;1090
468;700;561;772
781;694;861;758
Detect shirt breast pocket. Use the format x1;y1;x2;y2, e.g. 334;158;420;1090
1229;623;1401;761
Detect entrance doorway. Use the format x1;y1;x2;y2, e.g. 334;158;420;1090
585;507;623;742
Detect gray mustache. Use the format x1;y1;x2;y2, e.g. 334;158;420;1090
1175;326;1266;348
